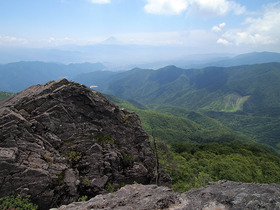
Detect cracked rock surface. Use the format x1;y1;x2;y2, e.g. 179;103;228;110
59;181;280;210
0;79;163;209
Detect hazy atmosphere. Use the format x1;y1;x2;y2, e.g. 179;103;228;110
2;1;280;209
1;0;280;66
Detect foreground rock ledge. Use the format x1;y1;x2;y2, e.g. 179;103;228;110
58;181;280;210
0;79;167;209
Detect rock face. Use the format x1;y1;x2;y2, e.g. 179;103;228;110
59;181;280;210
0;79;159;209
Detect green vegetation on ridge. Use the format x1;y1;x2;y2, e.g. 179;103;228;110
158;141;280;192
206;111;280;150
102;63;280;152
106;94;254;145
107;93;280;192
0;91;13;102
101;63;280;114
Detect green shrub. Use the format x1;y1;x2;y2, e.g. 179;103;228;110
77;195;88;202
82;178;90;186
43;152;54;165
96;133;115;146
105;182;114;193
0;195;38;210
50;171;65;189
64;151;82;168
121;150;135;168
123;114;131;123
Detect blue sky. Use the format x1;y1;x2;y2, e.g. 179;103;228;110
0;0;280;54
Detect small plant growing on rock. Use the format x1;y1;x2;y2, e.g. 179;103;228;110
123;114;131;123
43;152;54;165
105;182;115;193
64;150;82;168
0;195;38;210
50;171;65;189
121;150;135;168
96;133;115;146
29;164;39;169
82;178;90;186
77;195;88;202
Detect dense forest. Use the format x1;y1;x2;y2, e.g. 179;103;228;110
159;142;280;192
99;63;280;152
105;94;280;192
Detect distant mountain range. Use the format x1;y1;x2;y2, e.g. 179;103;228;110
1;40;280;69
1;57;280;151
0;61;105;92
2;52;280;113
199;51;280;68
76;62;280;115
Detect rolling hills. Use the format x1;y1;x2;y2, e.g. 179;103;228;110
96;63;280;150
93;63;280;115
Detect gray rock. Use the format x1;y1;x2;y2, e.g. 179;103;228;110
59;181;280;210
181;180;280;209
0;79;164;209
59;184;180;210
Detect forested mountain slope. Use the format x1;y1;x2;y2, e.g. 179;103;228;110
98;63;280;114
2;62;279;150
106;95;256;145
105;95;280;192
98;63;280;151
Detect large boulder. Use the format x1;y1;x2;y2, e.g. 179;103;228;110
0;79;159;209
58;180;280;210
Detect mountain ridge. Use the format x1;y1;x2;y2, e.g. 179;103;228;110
96;62;280;114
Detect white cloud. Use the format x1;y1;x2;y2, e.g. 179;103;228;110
212;26;222;32
48;37;72;42
144;0;188;15
190;0;245;16
89;0;110;4
219;22;226;28
212;22;226;32
219;3;280;46
217;38;230;45
0;35;28;46
144;0;245;16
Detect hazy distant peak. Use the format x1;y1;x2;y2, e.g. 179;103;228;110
101;36;122;45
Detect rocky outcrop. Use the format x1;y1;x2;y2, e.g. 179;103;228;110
59;181;280;210
0;79;161;209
